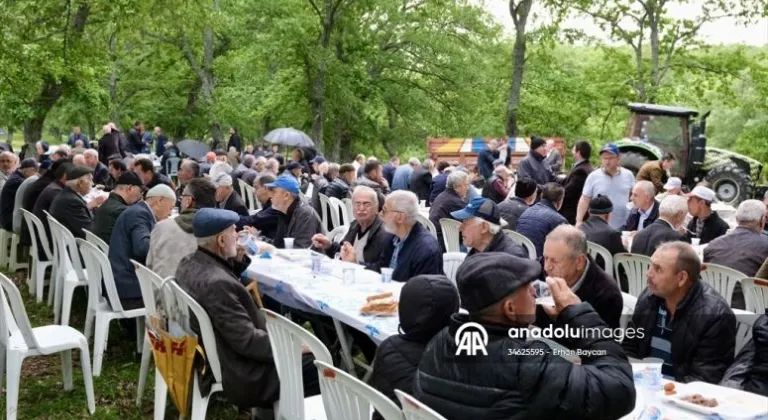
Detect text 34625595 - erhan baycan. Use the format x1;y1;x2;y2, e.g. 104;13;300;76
506;347;607;357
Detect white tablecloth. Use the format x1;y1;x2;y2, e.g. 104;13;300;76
246;250;402;344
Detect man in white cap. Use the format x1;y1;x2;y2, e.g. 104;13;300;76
109;184;177;309
686;185;729;245
656;177;682;201
213;172;248;216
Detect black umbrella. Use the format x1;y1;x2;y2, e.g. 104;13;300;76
176;139;210;160
264;128;314;148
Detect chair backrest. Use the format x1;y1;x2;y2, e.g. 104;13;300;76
168;280;223;383
439;218;462;253
699;263;746;306
733;309;758;356
327;196;344;229
342;198;354;222
237;178;249;208
329;224;350;243
165;156;181;176
47;213;87;280
243;182;260;212
0;272;40;351
415;214;437;239
620;292;637;332
21;209;53;261
502;229;536;260
77;238;126;314
613;253;652;297
82;228;109;254
318;193;331;231
396;390;448;420
315;360;404;420
442;252;466;288
741;277;768;314
330;196;350;226
132;260;167;317
263;309;333;420
586;241;613;272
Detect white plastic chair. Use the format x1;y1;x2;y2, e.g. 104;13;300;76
263;309;330;420
503;229;536;260
415;214;437;239
77;239;146;376
396;389;448;420
132;261;168;419
613;253;652;297
327;196;344;229
243;182;260;212
442;252;466;288
318;193;331;232
0;228;10;268
0;229;27;272
741;277;768;314
0;273;95;420
439;219;461;253
699;263;746;307
329;225;350;243
165;156;181;180
314;360;404;420
620;292;637;333
587;241;613;273
82;228;109;254
237;178;248;205
21;209;56;303
733;308;758;356
342;198;354;222
329;196;349;226
305;182;315;200
46;213;89;326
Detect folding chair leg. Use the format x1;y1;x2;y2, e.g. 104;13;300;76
62;349;73;391
47;265;57;307
79;343;96;414
5;351;23;420
136;335;152;406
135;317;144;354
92;314;110;377
191;374;211;420
153;368;168;420
60;281;77;327
84;306;95;341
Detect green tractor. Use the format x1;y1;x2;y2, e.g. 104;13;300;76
615;102;765;205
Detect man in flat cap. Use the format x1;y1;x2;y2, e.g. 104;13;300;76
50;165;106;239
176;208;320;410
451;197;525;258
413;252;635;420
267;175;322;248
213;172;248;216
92;171;145;243
0;158;38;231
109;184;176;310
579;194;626;258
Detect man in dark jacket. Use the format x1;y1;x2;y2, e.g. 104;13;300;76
127;121;146;155
452;197;525;258
477;139;505;181
354;160;390;196
517;136;555;186
539;225;622;329
621;181;659;232
49;166;106;239
560;140;593;224
412;253;636;420
267;175;322;249
370;275;459;418
409;159;433;205
0;159;37;231
109;185;176;309
428;161;450;203
226;127;242;152
32;162;71;250
92;172;145;243
429;170;469;252
382;156;400;187
356;190;442;281
686;186;729;244
721;314;768;397
83;150;110;187
236;174;280;239
132;158;174;191
481;166;512;204
213;173;248;216
516;182;567;258
97;124;125;165
579;195;626;259
177;208;319;408
623;241;735;383
631;195;689;256
326;163;355;201
498;176;536;231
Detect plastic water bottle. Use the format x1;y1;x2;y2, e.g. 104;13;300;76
238;234;259;256
637;360;664;420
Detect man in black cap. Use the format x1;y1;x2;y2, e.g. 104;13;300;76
0;158;38;231
498;176;537;231
92;171;145;243
176;208;320;410
579;194;626;258
517;136;555;186
50;165;106;239
451;197;525;257
412;252;635;420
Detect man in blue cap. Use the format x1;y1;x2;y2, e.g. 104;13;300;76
451;197;525;257
576;143;636;230
267;175;322;248
176;208;320;410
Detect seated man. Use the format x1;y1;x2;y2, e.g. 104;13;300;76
325;163;356;200
311;186;393;263
481;165;512;204
132;157;173;191
655;177;682;202
213;173;248;216
686;186;729;245
236;174;280;239
267;175;322;248
579;195;626;257
720;314;768;397
356;190;442;281
621;180;659;232
148;178;217;278
630;195;688;257
83;149;110;187
355;160;390;196
104;158;127;191
50;166;106;239
429;170;470;252
176;208;320;409
92;172;144;243
413;253;635;419
0;158;37;231
704;199;768;278
498;176;537;231
623;242;735;383
540;225;622;329
370;274;459;418
109;185;176;309
515;182;567;258
451;197;525;258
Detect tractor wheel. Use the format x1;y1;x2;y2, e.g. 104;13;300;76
706;164;753;206
620;152;648;175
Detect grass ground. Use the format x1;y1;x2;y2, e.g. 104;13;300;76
0;268;244;419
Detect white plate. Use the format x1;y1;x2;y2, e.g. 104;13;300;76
659;381;768;419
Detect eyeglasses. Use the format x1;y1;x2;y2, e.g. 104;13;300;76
353;201;373;209
380;207;403;215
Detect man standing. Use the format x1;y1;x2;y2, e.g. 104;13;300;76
515;182;568;258
227;127;242;153
622;180;659;232
686;186;729;245
477;139;502;181
67;126;90;148
83;150;110;187
560;140;593;224
428;161;451;203
544;139;563;175
576;143;636;230
213;173;248;216
579;195;626;257
50;166;106;239
623;242;735;383
0;158;37;231
127;121;146;155
430;171;469;252
92;172;145;243
498;177;537;231
481;166;512;204
630;195;689;257
409;159;433;204
451;197;526;257
154;127;168;156
705;199;768;278
637;153;675;194
517;136;555;186
267;175;322;249
392;158;419;191
382;156;400;187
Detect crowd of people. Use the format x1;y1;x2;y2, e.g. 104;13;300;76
1;127;767;419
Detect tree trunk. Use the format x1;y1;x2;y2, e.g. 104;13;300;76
175;81;201;141
108;32;120;122
383;104;397;158
648;8;660;104
505;0;533;137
